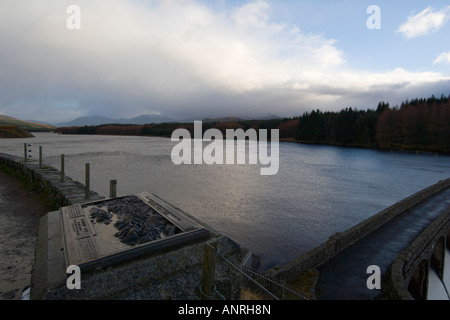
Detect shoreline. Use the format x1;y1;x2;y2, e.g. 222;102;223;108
278;137;450;156
44;131;450;156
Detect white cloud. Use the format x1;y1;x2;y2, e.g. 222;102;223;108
434;51;450;64
397;6;450;39
232;0;270;28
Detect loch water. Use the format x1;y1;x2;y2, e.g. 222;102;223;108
1;132;450;272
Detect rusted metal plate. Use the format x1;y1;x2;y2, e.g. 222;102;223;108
59;192;209;270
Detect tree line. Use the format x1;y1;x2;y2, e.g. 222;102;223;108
55;94;450;153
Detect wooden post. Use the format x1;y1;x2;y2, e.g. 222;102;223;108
60;154;65;182
24;143;27;162
201;241;217;300
85;163;90;199
110;179;117;198
39;146;42;168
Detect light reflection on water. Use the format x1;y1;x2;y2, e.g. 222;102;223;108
2;132;450;271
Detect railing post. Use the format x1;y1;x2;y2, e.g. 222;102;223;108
110;179;117;198
60;154;65;182
39;146;42;168
85;163;90;199
201;240;217;300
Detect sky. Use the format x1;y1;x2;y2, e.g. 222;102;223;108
1;0;450;123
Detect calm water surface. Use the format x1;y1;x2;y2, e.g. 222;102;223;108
2;132;450;271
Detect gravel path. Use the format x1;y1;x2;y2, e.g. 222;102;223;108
0;170;50;300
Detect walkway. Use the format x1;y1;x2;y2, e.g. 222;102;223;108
0;170;50;300
315;186;450;300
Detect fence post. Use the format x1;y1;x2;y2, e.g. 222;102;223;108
24;143;27;162
39;146;42;168
60;154;65;182
110;179;117;198
85;163;90;199
201;240;217;300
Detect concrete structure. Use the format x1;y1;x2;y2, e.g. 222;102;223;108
31;205;244;300
268;178;450;280
0;153;245;300
0;153;104;207
268;178;450;300
390;208;450;300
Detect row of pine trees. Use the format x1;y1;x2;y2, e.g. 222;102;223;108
56;94;450;153
295;94;450;152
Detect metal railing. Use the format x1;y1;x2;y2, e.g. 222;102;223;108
202;241;310;300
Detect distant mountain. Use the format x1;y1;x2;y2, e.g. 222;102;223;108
125;114;176;125
202;114;281;122
55;115;116;127
203;116;243;123
0;115;56;132
243;113;282;121
54;113;282;127
55;114;176;127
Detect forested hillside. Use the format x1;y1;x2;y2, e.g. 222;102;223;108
295;95;450;152
376;96;450;152
56;94;450;153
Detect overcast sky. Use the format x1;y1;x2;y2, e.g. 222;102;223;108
1;0;450;123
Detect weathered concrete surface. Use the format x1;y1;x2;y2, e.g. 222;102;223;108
0;170;50;300
31;192;245;300
390;208;450;300
315;187;450;300
32;208;244;300
0;152;104;300
0;153;104;208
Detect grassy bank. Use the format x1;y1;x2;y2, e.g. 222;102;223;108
0;125;34;138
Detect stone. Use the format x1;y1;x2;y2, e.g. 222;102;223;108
59;192;210;270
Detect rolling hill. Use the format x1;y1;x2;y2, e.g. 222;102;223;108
0;115;56;131
0;125;34;138
0;115;56;138
54;114;176;127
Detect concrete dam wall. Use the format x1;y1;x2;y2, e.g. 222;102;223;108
0;152;104;207
268;177;450;283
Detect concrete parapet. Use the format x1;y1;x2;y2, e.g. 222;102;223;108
389;207;450;300
0;153;104;207
268;178;450;282
31;209;243;300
